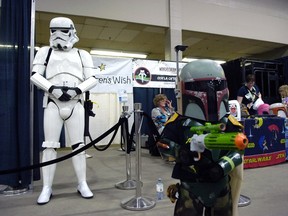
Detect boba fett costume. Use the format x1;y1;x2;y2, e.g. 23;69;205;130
158;60;245;216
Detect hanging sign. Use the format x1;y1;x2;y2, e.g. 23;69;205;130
133;59;186;88
91;57;133;93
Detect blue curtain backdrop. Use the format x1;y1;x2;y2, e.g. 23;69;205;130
133;87;177;135
0;0;35;187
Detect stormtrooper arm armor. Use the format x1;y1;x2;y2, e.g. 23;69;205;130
31;72;72;101
77;76;97;93
30;72;53;92
30;46;53;92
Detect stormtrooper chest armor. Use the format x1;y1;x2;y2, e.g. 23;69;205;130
46;49;84;87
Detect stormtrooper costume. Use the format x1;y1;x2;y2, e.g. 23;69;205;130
31;17;98;205
158;60;244;216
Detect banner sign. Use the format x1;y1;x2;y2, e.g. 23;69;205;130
91;57;133;93
243;117;286;168
90;57;187;92
133;59;187;88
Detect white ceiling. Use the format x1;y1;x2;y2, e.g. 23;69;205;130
35;11;288;61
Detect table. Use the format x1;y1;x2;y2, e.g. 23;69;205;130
243;117;286;169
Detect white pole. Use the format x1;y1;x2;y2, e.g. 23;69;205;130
29;0;36;190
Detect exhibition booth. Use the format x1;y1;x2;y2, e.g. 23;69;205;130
88;57;186;143
224;58;288;168
90;57;288;169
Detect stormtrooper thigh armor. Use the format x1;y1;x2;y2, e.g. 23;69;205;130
37;100;93;205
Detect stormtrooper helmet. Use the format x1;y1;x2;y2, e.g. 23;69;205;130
49;17;79;51
180;59;229;123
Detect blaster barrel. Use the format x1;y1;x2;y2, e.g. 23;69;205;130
190;123;226;134
204;132;248;151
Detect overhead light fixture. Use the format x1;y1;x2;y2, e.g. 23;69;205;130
0;45;40;51
182;57;226;65
90;49;147;59
0;44;15;48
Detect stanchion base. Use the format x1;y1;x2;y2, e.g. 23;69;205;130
115;179;137;190
0;185;30;196
0;185;8;193
238;194;251;207
121;196;156;211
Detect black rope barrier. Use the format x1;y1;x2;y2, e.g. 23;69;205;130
0;117;125;175
92;120;120;151
0;111;157;176
126;121;135;154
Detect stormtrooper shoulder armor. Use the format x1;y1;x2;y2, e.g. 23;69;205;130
77;49;97;79
32;46;52;75
31;46;53;92
78;49;93;67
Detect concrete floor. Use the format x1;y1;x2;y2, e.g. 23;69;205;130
0;146;288;216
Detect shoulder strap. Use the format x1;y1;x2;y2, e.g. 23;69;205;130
44;48;53;66
245;85;257;96
77;49;84;67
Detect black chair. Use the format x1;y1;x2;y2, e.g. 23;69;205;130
143;112;161;156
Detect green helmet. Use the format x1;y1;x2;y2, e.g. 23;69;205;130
180;59;229;123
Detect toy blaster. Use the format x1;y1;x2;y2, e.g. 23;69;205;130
189;123;248;161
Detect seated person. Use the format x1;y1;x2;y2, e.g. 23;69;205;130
237;74;262;116
151;94;174;134
279;84;288;105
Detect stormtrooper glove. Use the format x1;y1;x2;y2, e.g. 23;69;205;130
66;87;82;99
48;85;71;101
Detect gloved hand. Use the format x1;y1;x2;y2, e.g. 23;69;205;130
199;164;224;182
167;183;179;203
48;86;71;101
66;87;82;99
190;134;206;153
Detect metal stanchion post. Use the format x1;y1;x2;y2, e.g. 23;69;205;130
121;103;156;211
115;105;137;190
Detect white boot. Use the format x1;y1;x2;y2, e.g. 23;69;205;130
72;146;93;199
37;148;57;205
